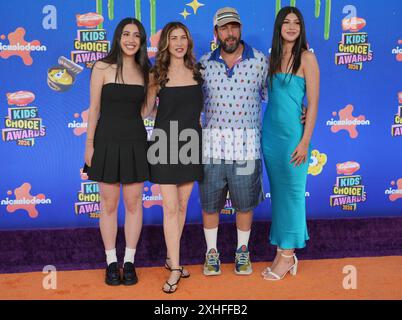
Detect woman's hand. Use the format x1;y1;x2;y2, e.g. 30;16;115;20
85;142;94;167
290;141;309;167
300;106;307;124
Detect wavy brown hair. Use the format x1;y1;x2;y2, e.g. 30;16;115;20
151;22;202;89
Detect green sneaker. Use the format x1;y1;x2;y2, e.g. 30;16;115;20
203;248;221;276
235;245;252;275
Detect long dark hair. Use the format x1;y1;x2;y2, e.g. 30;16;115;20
99;17;151;89
151;22;202;89
268;6;307;87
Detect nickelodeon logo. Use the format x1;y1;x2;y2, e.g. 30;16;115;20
68;109;88;136
385;179;402;202
0;28;47;65
148;30;161;58
326;104;370;138
1;183;51;218
391;40;402;62
143;184;162;208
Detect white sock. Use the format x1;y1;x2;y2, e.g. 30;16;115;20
123;247;136;264
204;227;218;253
105;248;117;266
237;229;251;250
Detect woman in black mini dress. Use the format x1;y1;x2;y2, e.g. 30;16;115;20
85;18;151;286
142;22;203;293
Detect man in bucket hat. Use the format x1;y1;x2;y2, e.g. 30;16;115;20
198;7;269;276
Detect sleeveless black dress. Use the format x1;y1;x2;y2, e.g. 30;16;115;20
149;84;203;184
88;83;149;184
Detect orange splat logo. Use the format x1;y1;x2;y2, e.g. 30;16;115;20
5;183;49;218
0;28;45;66
393;40;402;62
143;184;162;208
72;109;89;136
148;30;161;59
330;104;369;138
388;179;402;202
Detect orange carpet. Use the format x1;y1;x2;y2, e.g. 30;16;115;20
1;256;401;300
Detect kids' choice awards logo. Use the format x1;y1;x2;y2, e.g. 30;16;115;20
1;183;51;218
392;40;402;62
391;92;402;137
144;118;155;140
335;6;373;71
221;191;235;215
330;161;367;212
326;104;370;139
71;12;110;68
385;179;402;202
0;27;47;65
75;169;101;218
2;91;46;146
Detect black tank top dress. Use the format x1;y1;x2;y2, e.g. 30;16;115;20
88;83;149;184
149;84;203;184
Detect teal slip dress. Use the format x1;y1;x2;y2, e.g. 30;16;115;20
262;73;311;249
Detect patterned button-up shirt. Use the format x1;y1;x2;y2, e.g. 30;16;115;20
199;41;268;161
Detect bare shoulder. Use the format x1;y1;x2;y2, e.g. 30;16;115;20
91;61;109;77
92;61;118;84
301;50;318;66
93;60;113;70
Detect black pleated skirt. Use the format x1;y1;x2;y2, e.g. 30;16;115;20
88;139;149;184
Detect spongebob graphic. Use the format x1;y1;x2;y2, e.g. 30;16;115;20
308;149;327;176
47;56;83;92
48;68;73;86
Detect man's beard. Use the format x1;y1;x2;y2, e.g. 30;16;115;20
218;35;241;54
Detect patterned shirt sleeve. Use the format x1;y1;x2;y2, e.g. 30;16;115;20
198;53;209;122
198;53;209;79
261;54;269;103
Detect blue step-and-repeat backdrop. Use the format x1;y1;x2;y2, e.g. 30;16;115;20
0;0;401;230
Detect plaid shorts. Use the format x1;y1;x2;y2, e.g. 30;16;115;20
199;159;265;213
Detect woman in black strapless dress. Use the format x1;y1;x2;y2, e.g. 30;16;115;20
84;18;151;287
142;22;203;294
89;83;149;183
148;84;203;183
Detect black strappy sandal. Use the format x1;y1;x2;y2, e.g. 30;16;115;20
162;268;183;294
165;258;190;278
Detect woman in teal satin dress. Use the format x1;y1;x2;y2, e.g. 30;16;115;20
262;7;320;281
